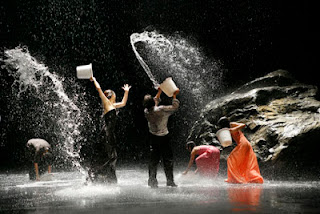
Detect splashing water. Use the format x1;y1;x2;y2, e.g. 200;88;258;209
130;31;223;105
2;46;86;174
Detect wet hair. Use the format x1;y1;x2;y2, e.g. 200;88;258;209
218;116;230;129
104;90;115;99
186;141;196;151
143;94;155;110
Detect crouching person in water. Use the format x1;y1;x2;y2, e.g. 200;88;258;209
183;141;220;178
26;138;52;181
143;88;180;188
88;76;131;184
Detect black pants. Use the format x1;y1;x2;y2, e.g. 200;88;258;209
28;152;52;180
88;110;118;183
148;133;174;186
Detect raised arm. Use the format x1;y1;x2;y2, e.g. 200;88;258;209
154;88;162;106
229;122;246;133
114;84;131;108
90;77;108;102
173;88;179;99
90;76;114;113
183;147;197;175
160;89;180;112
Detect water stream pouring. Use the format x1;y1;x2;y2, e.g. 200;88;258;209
2;47;87;175
76;63;93;79
130;30;223;106
130;30;225;139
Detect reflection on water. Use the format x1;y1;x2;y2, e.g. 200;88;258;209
228;185;262;212
0;169;319;213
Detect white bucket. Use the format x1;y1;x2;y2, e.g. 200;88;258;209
159;77;178;97
216;128;232;147
76;63;93;79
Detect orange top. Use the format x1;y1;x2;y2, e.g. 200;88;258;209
225;130;264;184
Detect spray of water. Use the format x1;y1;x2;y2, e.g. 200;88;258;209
130;30;223;106
2;46;87;174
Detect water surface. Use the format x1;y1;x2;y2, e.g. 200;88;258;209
1;169;319;213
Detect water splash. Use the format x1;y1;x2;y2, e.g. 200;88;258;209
2;46;87;174
130;30;223;105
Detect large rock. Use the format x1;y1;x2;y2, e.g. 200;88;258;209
187;70;320;180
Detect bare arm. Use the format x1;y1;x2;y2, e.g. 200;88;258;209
159;89;180;112
183;147;197;175
90;76;113;112
172;88;179;99
114;84;131;108
154;88;162;107
90;77;108;102
229;122;246;133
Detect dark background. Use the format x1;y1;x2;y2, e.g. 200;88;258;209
1;0;318;171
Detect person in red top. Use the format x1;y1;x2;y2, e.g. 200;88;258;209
218;117;264;184
183;141;220;177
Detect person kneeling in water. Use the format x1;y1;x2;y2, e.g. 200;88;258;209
183;141;220;178
88;76;131;184
26;138;53;181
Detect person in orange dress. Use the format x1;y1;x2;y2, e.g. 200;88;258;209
218;117;264;184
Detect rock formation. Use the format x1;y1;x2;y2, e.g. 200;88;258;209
187;70;320;180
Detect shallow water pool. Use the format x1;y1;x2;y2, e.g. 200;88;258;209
0;168;319;213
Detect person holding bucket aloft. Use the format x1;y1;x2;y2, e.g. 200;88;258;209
218;117;264;184
143;83;180;188
88;76;131;184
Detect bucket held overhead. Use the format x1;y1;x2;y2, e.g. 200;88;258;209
76;63;93;79
159;77;179;97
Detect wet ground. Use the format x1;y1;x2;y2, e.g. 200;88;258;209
0;168;319;213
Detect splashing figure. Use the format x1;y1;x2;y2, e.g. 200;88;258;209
87;76;131;184
2;46;86;174
143;87;180;188
130;30;223;108
26;138;53;181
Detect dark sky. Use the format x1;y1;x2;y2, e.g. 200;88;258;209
2;0;318;85
1;0;319;169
